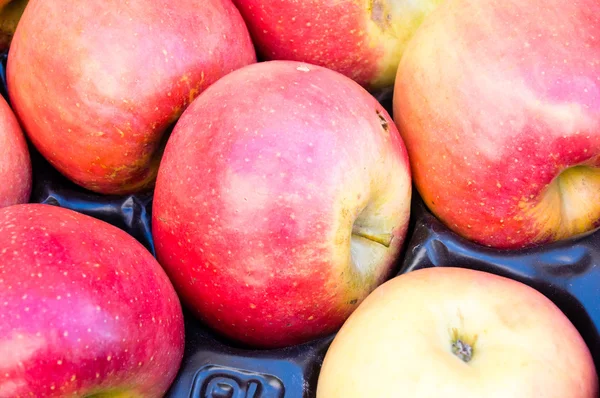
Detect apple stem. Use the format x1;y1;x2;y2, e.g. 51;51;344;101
351;225;393;248
451;339;473;363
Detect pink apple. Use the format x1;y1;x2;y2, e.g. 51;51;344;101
232;0;442;90
7;0;256;195
0;204;185;397
0;94;31;208
152;60;412;348
393;0;600;249
317;267;598;397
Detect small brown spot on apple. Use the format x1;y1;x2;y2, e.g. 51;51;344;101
376;109;389;134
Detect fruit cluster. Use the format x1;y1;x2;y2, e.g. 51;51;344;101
0;0;598;397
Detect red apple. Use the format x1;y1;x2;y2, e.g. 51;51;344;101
7;0;256;195
0;204;185;397
152;60;412;348
0;94;31;208
317;267;598;397
232;0;442;90
393;0;600;249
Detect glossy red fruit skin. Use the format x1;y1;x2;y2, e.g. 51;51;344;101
152;60;412;349
7;0;256;195
0;204;185;398
394;0;600;249
232;0;442;90
0;93;31;209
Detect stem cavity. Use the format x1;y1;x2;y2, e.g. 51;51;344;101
451;338;473;363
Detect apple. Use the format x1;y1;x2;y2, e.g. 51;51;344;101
231;0;443;90
7;0;256;195
152;60;412;348
0;94;31;208
0;0;27;51
393;0;600;249
317;267;598;397
0;204;185;397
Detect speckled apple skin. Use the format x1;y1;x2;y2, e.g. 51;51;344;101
232;0;442;90
152;61;412;349
394;0;600;249
0;204;185;398
7;0;256;195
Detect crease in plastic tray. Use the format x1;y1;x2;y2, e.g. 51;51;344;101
4;52;598;397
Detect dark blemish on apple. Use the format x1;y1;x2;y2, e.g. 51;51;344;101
376;109;389;134
370;0;392;30
450;327;477;363
348;299;358;305
451;339;473;363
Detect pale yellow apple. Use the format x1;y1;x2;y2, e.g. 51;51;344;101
317;267;598;398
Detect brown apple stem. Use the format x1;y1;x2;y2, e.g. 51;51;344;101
351;225;393;248
451;338;473;363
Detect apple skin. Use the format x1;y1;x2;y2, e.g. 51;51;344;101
393;0;600;249
317;267;598;398
7;0;256;195
231;0;442;90
0;204;185;397
0;94;31;208
152;60;412;348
